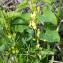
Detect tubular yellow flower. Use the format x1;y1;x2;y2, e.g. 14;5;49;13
11;46;14;49
8;33;12;39
31;11;36;19
31;21;36;29
12;50;15;54
36;44;40;48
44;39;47;42
29;21;32;27
16;49;19;54
37;29;40;38
37;6;40;13
13;33;16;37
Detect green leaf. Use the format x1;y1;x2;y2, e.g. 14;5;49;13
12;25;28;33
0;18;6;25
41;0;55;4
12;19;27;25
0;58;3;63
0;25;3;33
34;59;40;63
0;10;4;18
0;33;11;47
40;30;60;42
7;12;31;23
0;10;6;25
20;13;31;21
40;49;54;59
32;0;36;3
6;11;21;20
19;54;23;63
16;0;28;12
11;13;31;33
37;6;57;25
0;45;5;52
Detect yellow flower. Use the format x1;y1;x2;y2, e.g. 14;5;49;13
44;39;47;42
33;38;36;41
31;11;36;19
12;46;14;49
16;49;19;54
37;29;40;38
29;21;32;27
13;33;16;37
12;50;15;54
31;21;36;29
37;6;40;13
36;44;40;48
8;33;12;39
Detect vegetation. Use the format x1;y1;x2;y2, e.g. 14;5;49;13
0;0;63;63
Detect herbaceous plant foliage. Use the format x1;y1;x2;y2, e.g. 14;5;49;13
0;0;61;63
